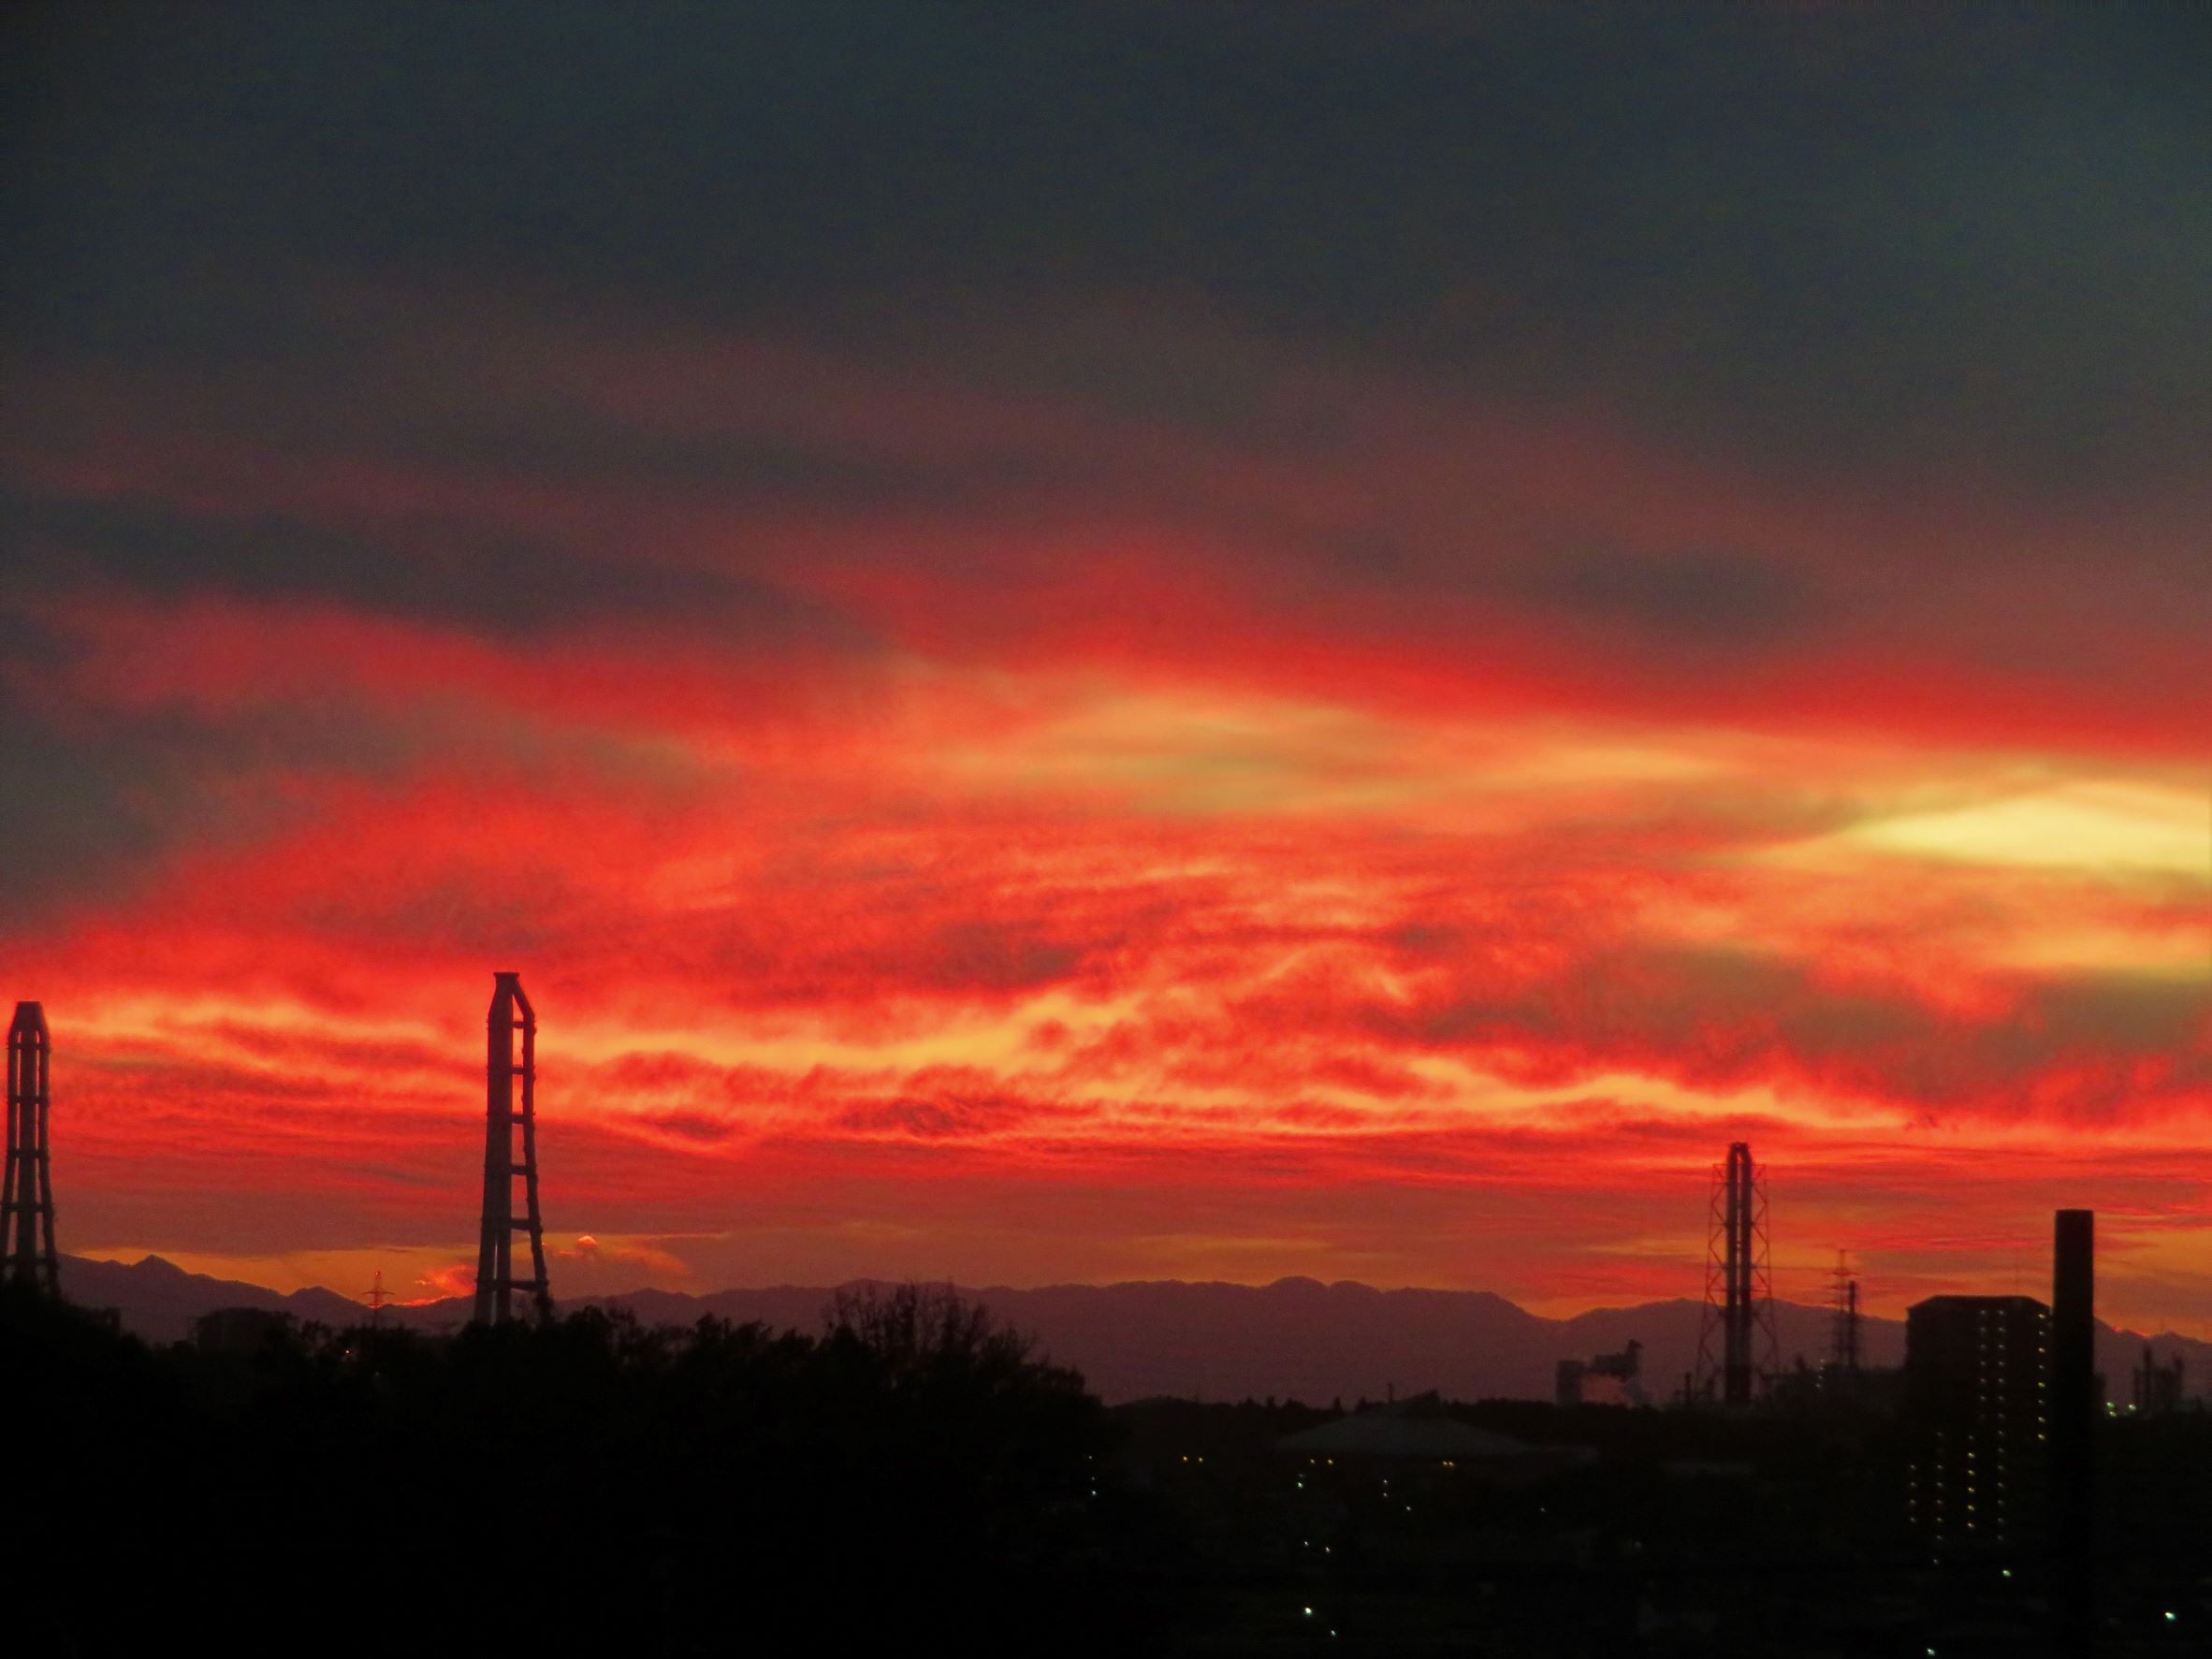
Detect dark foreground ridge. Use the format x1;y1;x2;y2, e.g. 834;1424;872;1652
5;1281;1181;1658
14;1276;2212;1656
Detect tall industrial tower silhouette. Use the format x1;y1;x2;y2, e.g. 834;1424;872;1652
2051;1208;2096;1656
5;1001;59;1294
1695;1142;1775;1405
473;973;551;1325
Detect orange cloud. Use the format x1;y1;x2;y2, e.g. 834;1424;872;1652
4;305;2204;1334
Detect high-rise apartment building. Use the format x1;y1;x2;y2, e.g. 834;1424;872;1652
1903;1294;2049;1555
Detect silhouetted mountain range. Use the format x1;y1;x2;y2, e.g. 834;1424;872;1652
60;1255;2207;1407
61;1252;371;1341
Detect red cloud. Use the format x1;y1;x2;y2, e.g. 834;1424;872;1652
6;303;2205;1326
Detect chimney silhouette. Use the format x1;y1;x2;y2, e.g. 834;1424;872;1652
4;1001;58;1295
1696;1142;1772;1404
2050;1208;2094;1655
473;974;551;1325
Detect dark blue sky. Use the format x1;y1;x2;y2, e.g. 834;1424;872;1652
8;3;2209;488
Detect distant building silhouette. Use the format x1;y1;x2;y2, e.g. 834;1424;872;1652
1903;1294;2048;1557
193;1305;294;1357
1280;1394;1534;1463
1556;1338;1644;1407
2132;1345;2184;1417
4;1001;58;1294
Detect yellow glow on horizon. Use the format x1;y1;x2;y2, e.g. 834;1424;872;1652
932;676;1745;819
1851;779;2207;878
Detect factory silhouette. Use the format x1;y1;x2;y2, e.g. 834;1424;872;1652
8;977;2207;1655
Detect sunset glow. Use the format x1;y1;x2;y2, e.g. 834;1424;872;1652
7;5;2206;1332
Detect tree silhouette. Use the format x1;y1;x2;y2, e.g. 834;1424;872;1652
3;1282;1183;1656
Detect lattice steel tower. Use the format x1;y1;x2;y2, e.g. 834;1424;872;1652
1828;1250;1861;1375
473;973;551;1325
5;1001;59;1294
1695;1141;1776;1405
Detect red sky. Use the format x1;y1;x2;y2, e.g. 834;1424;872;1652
3;6;2206;1331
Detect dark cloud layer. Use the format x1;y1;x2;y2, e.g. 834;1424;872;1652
2;485;851;642
1514;546;1832;649
6;2;2209;488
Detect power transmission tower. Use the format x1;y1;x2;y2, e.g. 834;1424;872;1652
472;973;552;1326
1828;1250;1860;1375
4;1001;58;1294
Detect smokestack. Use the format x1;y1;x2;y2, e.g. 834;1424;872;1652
1695;1141;1774;1406
1723;1142;1754;1405
2050;1208;2094;1655
4;1002;58;1295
